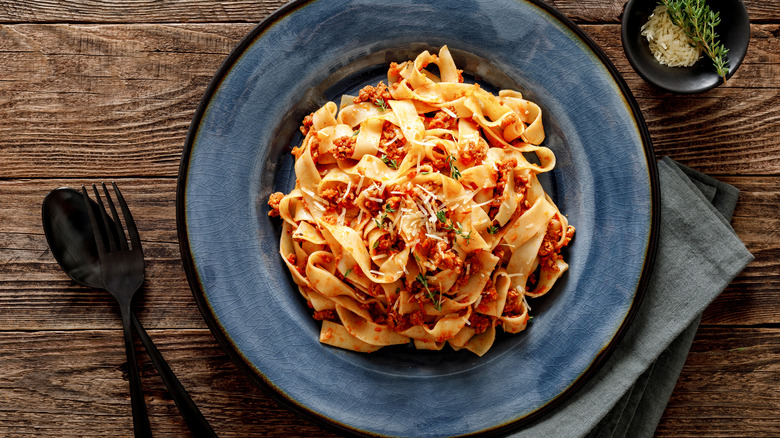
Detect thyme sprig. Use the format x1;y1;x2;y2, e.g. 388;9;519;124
415;273;441;311
435;210;472;244
446;155;462;180
447;222;472;244
374;98;389;112
661;0;729;82
380;154;399;169
374;212;388;229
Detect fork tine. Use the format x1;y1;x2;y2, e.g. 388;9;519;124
112;182;142;252
102;182;128;251
82;185;107;257
91;184;118;252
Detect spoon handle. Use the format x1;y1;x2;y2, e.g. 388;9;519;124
121;305;153;437
131;312;218;438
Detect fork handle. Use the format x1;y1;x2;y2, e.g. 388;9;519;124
120;305;153;437
131;312;218;438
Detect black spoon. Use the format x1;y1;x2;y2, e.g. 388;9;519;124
42;187;217;438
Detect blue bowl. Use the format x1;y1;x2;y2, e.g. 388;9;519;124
177;0;659;436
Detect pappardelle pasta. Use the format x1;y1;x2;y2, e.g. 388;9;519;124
268;46;574;356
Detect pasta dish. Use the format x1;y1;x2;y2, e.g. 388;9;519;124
268;46;574;356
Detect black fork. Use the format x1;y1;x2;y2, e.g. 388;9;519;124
83;182;151;437
82;183;217;438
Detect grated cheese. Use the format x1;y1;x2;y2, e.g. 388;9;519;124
641;5;702;67
441;107;458;119
425;233;446;242
474;198;495;208
341;180;352;202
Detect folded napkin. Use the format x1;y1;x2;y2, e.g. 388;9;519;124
511;157;754;437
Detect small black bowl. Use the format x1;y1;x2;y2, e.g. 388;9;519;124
622;0;750;93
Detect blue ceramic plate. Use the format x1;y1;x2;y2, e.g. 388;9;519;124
177;1;659;436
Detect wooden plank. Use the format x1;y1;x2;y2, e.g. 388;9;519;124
0;178;203;330
702;176;780;325
0;23;253;179
0;24;777;179
581;23;780;175
0;177;776;330
0;327;775;436
0;0;775;24
656;327;780;437
0;329;338;437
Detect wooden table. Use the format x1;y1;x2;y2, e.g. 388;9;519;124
0;1;776;436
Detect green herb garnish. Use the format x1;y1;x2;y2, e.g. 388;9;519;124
344;268;352;278
662;0;730;82
385;204;396;213
374;212;387;229
415;273;441;311
487;225;499;235
436;209;447;223
373;240;381;249
374;98;389;112
380;154;399;169
351;129;360;137
446;155;461;180
443;220;472;244
452;222;472;244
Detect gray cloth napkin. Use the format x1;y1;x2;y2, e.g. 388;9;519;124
510;157;754;437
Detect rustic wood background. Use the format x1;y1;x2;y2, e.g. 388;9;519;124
0;0;777;436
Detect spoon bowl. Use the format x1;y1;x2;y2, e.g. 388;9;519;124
42;187;109;289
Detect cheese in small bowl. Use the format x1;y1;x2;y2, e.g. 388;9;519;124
640;5;702;67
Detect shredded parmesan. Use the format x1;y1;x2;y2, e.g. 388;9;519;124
417;185;439;200
425;233;446;242
337;208;346;226
441;107;458;119
641;5;702;67
341;180;352;202
474;198;494;208
301;188;326;203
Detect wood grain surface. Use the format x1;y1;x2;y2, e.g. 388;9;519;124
0;1;777;437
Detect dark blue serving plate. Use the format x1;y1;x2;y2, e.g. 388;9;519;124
177;1;659;436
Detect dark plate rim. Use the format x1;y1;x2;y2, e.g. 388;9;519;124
176;1;660;436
